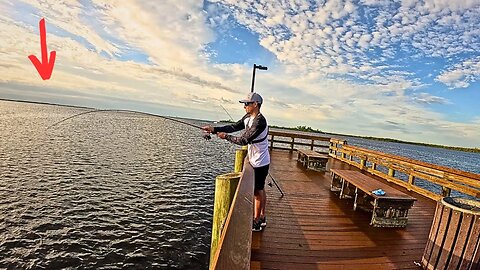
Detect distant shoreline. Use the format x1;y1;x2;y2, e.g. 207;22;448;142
2;98;478;153
0;97;95;110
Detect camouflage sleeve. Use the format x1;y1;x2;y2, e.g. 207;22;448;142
225;115;267;146
213;114;248;134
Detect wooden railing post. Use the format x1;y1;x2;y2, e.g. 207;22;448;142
210;172;241;267
371;162;377;170
234;146;248;173
270;135;274;149
388;168;395;177
408;175;415;191
360;159;366;169
310;139;314;150
290;137;295;151
442;186;451;197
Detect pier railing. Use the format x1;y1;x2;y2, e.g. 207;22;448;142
329;138;480;200
268;130;331;152
210;155;254;270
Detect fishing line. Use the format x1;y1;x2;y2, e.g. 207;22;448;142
7;107;213;195
48;109;211;140
12;107;211;177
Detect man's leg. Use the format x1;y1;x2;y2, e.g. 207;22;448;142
253;164;268;231
260;189;266;218
254;190;261;221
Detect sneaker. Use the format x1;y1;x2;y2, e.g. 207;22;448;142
252;220;263;232
260;216;267;228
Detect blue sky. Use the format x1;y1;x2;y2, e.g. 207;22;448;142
0;0;479;147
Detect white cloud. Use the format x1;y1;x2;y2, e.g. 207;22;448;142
0;1;244;112
411;93;450;104
0;0;479;147
436;57;480;89
17;0;120;56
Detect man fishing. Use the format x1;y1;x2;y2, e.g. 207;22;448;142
202;92;270;232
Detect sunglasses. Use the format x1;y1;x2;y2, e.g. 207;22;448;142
243;102;255;106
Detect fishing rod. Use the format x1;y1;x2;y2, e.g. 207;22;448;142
267;173;284;197
220;104;234;123
48;109;212;140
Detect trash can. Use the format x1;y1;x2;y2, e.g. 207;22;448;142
421;197;480;270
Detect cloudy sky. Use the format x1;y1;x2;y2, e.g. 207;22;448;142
0;0;479;147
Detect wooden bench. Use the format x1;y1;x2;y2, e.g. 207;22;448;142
330;169;416;228
297;149;329;172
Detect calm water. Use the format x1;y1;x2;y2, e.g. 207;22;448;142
1;100;479;269
344;137;480;175
0;101;237;269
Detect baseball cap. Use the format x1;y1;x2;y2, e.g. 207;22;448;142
239;92;263;104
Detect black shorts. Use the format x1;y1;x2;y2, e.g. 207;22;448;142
253;164;270;191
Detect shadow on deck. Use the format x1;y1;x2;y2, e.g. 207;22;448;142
251;149;436;270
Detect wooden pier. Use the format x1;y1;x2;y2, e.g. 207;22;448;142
251;150;435;269
210;131;480;270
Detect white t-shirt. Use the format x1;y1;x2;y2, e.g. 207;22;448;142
245;115;270;168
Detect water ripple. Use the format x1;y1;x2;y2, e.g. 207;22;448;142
0;101;237;269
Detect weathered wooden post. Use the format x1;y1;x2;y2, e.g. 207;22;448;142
388;168;395;177
234;146;248;173
210;172;241;268
290;137;295;151
210;146;247;268
441;186;452;197
360;158;366;169
407;174;415;191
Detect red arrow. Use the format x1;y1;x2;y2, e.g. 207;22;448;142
28;18;56;80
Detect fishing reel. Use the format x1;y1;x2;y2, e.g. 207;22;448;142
203;134;212;140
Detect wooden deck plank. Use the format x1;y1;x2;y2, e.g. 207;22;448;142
251;149;436;270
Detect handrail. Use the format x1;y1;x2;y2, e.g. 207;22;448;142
329;139;480;200
268;129;331;152
211;160;254;270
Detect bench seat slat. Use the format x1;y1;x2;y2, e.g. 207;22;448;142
297;149;329;172
330;169;416;227
331;169;416;201
297;149;329;158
